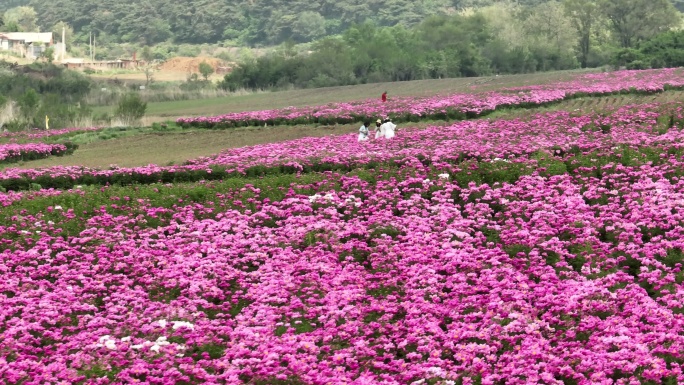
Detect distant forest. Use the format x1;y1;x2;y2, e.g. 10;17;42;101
0;0;682;46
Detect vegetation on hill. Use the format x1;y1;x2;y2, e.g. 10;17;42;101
219;0;682;90
0;0;682;112
0;0;679;47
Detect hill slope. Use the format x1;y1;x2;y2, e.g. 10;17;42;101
21;0;555;46
5;0;684;46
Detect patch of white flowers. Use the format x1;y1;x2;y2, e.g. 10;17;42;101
309;193;336;204
96;335;117;350
172;320;195;330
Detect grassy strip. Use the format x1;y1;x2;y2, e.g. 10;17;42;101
41;125;189;145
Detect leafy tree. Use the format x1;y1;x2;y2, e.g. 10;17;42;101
41;46;55;63
140;46;153;63
17;88;40;121
115;93;147;126
198;61;214;80
563;0;599;67
629;29;684;68
599;0;681;48
523;1;578;70
142;64;155;86
4;6;38;32
51;21;75;46
292;11;327;42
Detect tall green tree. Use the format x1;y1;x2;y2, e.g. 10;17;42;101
563;0;598;67
4;6;38;32
51;21;75;47
523;1;578;70
600;0;681;48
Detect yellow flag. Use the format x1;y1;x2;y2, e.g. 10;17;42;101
45;115;49;130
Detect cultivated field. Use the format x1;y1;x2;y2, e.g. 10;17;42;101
91;69;597;125
4;68;684;384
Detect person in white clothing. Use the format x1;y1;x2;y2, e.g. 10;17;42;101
374;119;384;139
381;118;396;139
358;121;370;142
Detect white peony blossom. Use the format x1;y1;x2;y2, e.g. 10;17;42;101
157;319;167;328
438;173;450;180
426;367;444;377
97;335;117;350
172;321;195;330
156;336;170;346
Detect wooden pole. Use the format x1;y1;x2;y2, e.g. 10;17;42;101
62;26;66;61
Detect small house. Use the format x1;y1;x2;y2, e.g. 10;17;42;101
0;32;53;59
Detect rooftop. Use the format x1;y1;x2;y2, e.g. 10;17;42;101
0;32;53;44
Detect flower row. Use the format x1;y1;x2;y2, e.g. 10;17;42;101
0;102;681;191
0;142;76;165
176;68;684;129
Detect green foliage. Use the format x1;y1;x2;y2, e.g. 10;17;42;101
599;0;680;49
27;0;451;46
198;61;214;81
0;61;92;129
41;46;55;63
0;66;91;129
625;30;684;69
115;93;147;126
220;13;550;91
4;6;37;32
17;88;39;120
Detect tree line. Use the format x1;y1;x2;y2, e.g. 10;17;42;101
0;0;680;47
219;0;682;91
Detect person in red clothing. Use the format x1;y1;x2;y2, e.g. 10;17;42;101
381;91;387;102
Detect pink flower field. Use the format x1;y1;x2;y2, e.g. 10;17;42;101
176;68;684;129
4;71;684;384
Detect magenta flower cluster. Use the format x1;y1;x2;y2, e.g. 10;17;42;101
0;142;69;163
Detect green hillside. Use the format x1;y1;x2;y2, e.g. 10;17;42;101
0;0;681;46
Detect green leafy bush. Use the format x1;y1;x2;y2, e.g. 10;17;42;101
115;93;147;126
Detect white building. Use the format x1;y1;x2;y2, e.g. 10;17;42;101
0;32;53;59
